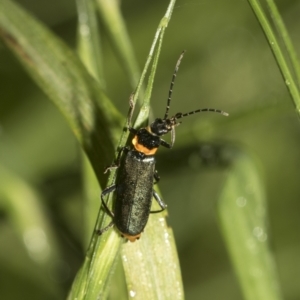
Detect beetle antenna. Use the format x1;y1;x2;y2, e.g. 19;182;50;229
174;108;229;120
164;51;186;120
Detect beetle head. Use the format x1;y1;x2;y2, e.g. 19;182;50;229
150;116;180;136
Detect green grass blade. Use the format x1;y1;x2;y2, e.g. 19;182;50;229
264;0;300;86
75;0;107;245
96;0;140;90
105;0;177;157
0;1;123;298
218;150;283;300
132;2;176;129
70;0;180;298
122;212;184;300
76;0;105;87
119;1;184;299
0;0;122;187
81;155;101;247
0;0;181;298
246;0;300;114
68;231;123;300
0;164;61;266
0;164;62;297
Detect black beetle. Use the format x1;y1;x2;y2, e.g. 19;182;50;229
97;51;228;242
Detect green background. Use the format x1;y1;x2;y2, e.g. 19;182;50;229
0;0;299;299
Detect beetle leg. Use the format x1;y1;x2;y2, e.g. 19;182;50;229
160;139;172;149
96;185;116;235
153;170;160;184
128;127;138;135
101;184;116;218
104;147;129;173
96;221;114;235
151;190;167;213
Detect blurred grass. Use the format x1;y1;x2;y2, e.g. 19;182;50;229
218;149;282;300
247;0;300;112
0;0;300;299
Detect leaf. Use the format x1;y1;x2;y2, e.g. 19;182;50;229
0;164;62;297
246;0;300;114
96;0;140;90
0;0;123;186
0;0;183;298
218;149;283;300
76;0;105;86
122;213;184;300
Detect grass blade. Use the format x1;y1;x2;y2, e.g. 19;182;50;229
0;0;123;187
96;0;140;89
70;0;180;298
0;0;182;298
264;0;300;86
0;0;123;298
0;164;63;297
76;0;105;86
119;1;184;299
247;0;300;113
218;149;283;300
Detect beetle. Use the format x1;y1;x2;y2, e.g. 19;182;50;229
97;51;228;242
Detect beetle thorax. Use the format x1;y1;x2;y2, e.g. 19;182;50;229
132;127;160;155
